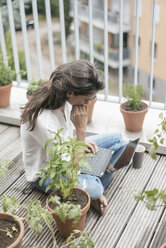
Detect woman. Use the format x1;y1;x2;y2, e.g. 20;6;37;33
20;60;126;215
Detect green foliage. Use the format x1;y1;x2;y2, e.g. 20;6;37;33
26;0;72;38
64;231;94;248
1;195;58;247
38;129;92;200
27;79;44;95
0;55;16;86
2;31;27;80
134;188;166;210
0;159;11;178
0;0;31;32
123;83;144;111
1;194;94;247
0;225;18;238
49;195;81;227
149;112;166;160
36;0;59;16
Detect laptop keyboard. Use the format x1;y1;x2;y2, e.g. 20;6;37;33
81;148;114;177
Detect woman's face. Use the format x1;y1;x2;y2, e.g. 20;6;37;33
66;91;97;106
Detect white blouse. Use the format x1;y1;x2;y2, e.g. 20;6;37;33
20;102;74;182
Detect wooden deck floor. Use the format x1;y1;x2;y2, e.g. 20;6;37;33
0;123;166;248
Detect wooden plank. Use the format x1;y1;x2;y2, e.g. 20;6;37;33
90;154;160;248
0;124;9;133
150;211;166;248
0;153;24;194
115;156;166;248
85;159;135;232
0;137;22;160
0;126;20;153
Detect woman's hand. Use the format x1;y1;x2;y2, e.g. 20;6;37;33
85;141;98;154
70;105;88;141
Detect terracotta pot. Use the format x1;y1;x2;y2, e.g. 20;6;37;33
0;212;24;248
160;243;166;248
87;97;97;123
0;82;12;107
46;188;91;238
120;101;148;132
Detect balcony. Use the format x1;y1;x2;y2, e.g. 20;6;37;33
0;0;166;247
70;1;131;33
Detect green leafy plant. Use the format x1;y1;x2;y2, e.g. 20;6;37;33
134;188;166;211
38;128;92;200
123;83;144;111
0;158;11;178
149;112;166;160
49;195;81;228
0;55;16;86
27;79;44;95
1;195;94;248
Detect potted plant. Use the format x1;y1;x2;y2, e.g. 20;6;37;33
0;159;94;247
26;79;44;99
1;195;94;248
0;55;16;107
0;159;24;248
120;83;148;132
38;128;92;238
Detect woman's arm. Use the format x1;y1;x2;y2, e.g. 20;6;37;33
70;105;88;141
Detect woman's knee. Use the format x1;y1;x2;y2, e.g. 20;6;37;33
77;175;104;200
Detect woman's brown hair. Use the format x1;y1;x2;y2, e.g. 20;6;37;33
21;60;104;131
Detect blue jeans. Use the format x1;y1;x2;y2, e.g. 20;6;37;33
33;132;126;200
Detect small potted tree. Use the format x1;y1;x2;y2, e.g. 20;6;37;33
0;55;16;107
38;128;92;238
120;84;148;132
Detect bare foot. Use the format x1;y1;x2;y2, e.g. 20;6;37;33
106;164;116;173
91;194;107;215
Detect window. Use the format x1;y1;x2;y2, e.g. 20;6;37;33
133;35;141;50
111;34;119;48
150;42;157;60
111;33;128;49
148;77;156;91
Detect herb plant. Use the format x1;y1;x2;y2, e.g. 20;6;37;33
38;128;92;200
27;79;44;95
0;55;16;86
1;195;94;248
149;112;166;160
0;159;10;178
123;83;144;111
49;195;81;228
134;188;166;210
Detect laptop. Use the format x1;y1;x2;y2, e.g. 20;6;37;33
81;138;140;177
